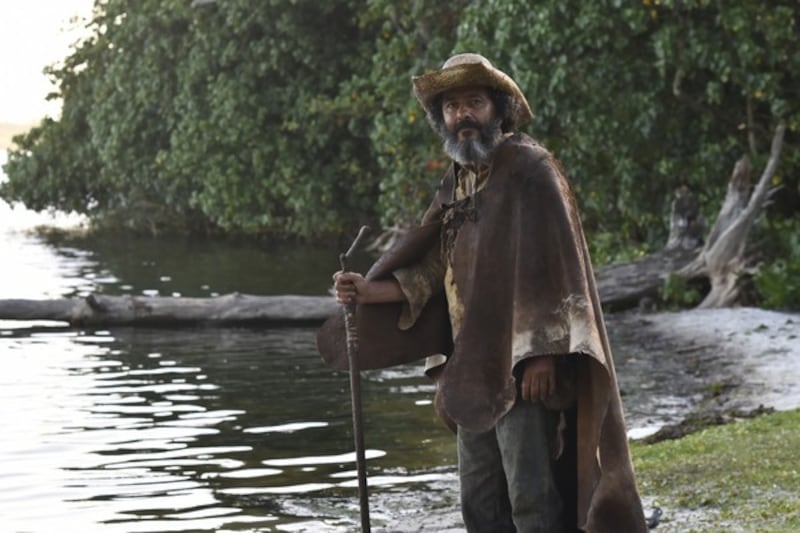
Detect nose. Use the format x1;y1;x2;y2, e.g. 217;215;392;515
454;103;472;122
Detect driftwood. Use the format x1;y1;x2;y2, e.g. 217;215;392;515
0;293;338;327
593;180;708;309
680;122;786;307
0;254;690;327
597;122;786;310
594;248;698;310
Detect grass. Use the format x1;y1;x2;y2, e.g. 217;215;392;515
632;408;800;532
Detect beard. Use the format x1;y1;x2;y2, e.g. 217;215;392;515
440;118;504;165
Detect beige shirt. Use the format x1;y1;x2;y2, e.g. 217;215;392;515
392;162;491;373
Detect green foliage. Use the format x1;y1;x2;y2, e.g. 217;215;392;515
755;217;800;309
588;230;650;267
350;0;473;227
460;1;669;246
2;19;105;216
86;0;200;232
166;0;380;237
457;0;799;253
660;273;703;309
3;0;380;238
1;0;798;252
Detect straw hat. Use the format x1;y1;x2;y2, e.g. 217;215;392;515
412;53;534;129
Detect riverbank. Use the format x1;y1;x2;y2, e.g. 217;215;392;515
610;306;800;441
381;306;800;532
634;407;800;532
627;306;800;532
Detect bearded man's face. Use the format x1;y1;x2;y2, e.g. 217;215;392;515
438;85;503;165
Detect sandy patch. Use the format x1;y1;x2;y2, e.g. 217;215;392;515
640;307;800;413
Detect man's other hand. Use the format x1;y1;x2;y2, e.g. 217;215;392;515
520;355;556;402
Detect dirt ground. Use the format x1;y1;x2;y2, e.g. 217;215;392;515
630;307;800;415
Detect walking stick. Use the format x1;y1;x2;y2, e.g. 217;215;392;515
339;225;371;532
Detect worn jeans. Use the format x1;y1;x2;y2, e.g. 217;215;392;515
457;398;564;533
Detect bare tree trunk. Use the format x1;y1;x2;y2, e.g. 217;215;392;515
680;122;786;307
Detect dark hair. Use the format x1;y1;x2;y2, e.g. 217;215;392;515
426;87;518;133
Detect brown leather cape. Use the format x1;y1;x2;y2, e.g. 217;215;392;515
318;134;646;532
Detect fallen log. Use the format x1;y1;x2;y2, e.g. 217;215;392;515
0;192;705;326
0;252;687;327
594;248;698;310
0;293;339;327
596;122;786;310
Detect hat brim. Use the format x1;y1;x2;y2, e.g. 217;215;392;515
413;62;533;128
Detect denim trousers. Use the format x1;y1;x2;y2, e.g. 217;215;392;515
457;398;564;533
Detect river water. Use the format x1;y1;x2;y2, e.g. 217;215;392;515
0;152;696;532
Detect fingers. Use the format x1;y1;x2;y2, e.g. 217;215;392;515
547;370;556;398
332;270;350;283
524;376;548;403
521;377;530;401
522;372;540;402
332;271;361;304
334;279;356;304
527;376;548;402
528;377;539;402
333;271;360;284
521;356;556;403
335;286;356;304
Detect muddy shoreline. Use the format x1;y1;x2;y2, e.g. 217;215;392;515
611;307;800;440
380;306;800;532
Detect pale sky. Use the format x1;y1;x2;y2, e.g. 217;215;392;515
0;0;94;125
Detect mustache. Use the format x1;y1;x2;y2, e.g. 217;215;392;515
454;118;482;134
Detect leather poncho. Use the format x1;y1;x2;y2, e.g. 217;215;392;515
318;134;647;532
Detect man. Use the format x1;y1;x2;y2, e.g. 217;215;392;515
318;53;647;532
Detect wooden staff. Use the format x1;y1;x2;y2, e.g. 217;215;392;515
339;225;371;532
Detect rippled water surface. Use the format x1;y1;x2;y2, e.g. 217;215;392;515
0;322;455;532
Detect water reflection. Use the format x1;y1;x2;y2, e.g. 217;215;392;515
0;324;455;532
35;231;373;299
0;314;698;531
